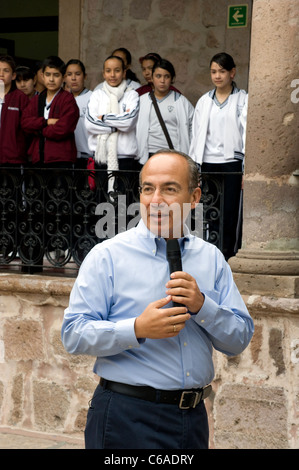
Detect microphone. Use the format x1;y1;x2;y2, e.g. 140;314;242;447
166;238;182;307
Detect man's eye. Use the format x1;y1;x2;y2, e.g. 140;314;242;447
142;187;154;194
165;187;178;194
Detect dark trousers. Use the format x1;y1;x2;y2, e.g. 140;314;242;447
202;161;243;260
84;383;209;449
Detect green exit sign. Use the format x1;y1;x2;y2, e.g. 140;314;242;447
228;5;248;28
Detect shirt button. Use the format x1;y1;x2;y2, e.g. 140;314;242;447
186;372;190;377
184;342;187;347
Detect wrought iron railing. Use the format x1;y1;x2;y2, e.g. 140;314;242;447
0;167;226;276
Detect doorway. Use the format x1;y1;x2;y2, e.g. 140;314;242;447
0;1;58;69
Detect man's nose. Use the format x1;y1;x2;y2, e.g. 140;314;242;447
150;188;164;203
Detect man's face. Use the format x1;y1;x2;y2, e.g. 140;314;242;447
139;153;201;239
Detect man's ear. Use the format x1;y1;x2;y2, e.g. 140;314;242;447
191;187;201;209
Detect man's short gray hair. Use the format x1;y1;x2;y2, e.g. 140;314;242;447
139;148;200;193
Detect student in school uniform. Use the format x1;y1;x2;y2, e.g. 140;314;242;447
0;55;30;166
0;55;30;269
64;59;93;168
189;52;248;260
21;55;79;168
85;54;139;234
15;66;37;100
21;56;79;272
85;55;139;182
0;56;30;267
136;58;193;165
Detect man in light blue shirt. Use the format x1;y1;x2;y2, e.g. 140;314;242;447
61;149;254;449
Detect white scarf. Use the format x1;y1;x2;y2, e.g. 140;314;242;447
95;80;127;194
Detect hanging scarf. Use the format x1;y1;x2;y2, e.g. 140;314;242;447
95;79;127;194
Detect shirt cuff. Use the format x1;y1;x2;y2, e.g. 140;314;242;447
115;317;142;350
191;293;218;329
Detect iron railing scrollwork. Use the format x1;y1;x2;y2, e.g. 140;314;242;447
0;167;229;276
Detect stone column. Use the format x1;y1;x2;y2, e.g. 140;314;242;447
229;0;299;298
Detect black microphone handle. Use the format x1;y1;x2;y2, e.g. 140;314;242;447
168;257;182;274
168;257;182;308
167;239;183;308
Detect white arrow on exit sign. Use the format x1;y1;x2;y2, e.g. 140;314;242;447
233;10;243;22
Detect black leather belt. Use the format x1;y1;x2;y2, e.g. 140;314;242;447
100;378;212;409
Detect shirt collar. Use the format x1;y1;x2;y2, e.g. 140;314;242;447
136;219;191;256
77;88;90;97
46;88;62;109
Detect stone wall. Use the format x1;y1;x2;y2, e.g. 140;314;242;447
59;0;252;105
0;273;298;448
211;295;299;449
0;274;95;441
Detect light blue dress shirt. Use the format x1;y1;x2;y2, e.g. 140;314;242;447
61;220;254;390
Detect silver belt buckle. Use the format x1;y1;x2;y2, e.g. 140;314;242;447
179;390;202;409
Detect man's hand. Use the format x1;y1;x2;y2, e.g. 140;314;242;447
134;296;191;339
165;271;204;314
